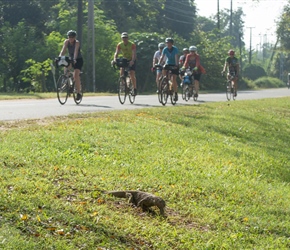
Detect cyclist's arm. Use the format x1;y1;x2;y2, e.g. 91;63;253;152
131;44;136;62
175;54;179;67
236;63;240;76
183;54;189;69
113;46;121;61
195;55;201;68
222;61;228;72
59;40;68;56
73;40;80;60
153;53;158;67
158;54;165;65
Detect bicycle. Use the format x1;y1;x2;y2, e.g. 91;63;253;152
158;64;178;106
224;72;237;101
55;56;83;105
181;68;198;102
153;64;164;103
113;58;135;105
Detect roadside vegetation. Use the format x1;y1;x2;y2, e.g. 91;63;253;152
1;97;290;249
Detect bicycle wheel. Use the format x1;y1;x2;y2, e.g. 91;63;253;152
57;75;69;105
170;91;177;105
128;77;135;104
184;86;190;102
182;84;186;100
160;78;168;106
226;80;232;101
232;90;237;101
118;77;126;104
157;77;163;103
73;81;83;105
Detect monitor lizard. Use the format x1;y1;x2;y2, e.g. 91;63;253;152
105;190;166;216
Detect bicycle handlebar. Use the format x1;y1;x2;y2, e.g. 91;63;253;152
55;56;73;68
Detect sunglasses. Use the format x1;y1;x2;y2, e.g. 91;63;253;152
68;36;75;38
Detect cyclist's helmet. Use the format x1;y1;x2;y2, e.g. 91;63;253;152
165;37;174;44
183;48;189;52
189;46;197;52
121;32;128;38
228;49;235;55
158;43;165;49
67;30;77;37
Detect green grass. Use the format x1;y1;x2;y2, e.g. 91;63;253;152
1;97;290;249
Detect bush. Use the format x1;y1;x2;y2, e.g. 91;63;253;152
239;77;255;89
243;64;267;80
253;77;285;88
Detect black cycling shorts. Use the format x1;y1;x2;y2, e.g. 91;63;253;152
129;60;136;71
73;58;83;70
164;64;179;75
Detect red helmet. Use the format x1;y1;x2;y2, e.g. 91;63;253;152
228;49;235;55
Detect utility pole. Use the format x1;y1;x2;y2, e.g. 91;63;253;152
217;0;220;31
87;0;96;92
77;0;83;44
247;27;255;64
230;0;233;37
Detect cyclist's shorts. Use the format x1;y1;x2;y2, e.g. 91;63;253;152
73;58;83;70
228;71;238;77
129;60;136;71
193;73;201;81
164;64;179;75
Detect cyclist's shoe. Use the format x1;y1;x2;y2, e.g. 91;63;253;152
156;89;159;94
234;92;237;97
76;93;82;101
133;88;137;96
194;93;198;98
174;93;178;102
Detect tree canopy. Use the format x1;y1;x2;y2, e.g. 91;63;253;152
0;0;287;92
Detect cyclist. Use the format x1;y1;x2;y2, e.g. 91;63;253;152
59;30;83;101
158;37;179;102
222;49;239;97
179;48;189;68
113;32;137;96
179;48;189;81
182;46;202;98
152;42;166;93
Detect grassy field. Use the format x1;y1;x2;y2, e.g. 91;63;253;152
0;97;290;249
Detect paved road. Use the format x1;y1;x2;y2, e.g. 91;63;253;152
0;88;289;121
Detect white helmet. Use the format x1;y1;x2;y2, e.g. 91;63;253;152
189;46;197;52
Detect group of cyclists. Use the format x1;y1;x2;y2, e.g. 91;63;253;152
59;30;240;102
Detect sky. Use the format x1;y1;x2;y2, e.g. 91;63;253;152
194;0;289;50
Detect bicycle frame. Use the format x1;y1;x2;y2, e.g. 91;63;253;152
225;72;236;101
114;58;135;104
159;65;177;106
56;56;83;105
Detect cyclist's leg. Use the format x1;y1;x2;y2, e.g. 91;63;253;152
156;69;162;91
73;58;83;94
129;61;137;95
194;73;201;97
74;68;81;93
233;76;238;96
129;70;136;89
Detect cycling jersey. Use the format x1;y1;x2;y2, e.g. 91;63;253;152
67;40;82;59
225;56;239;73
117;41;136;60
153;50;167;64
162;46;179;65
